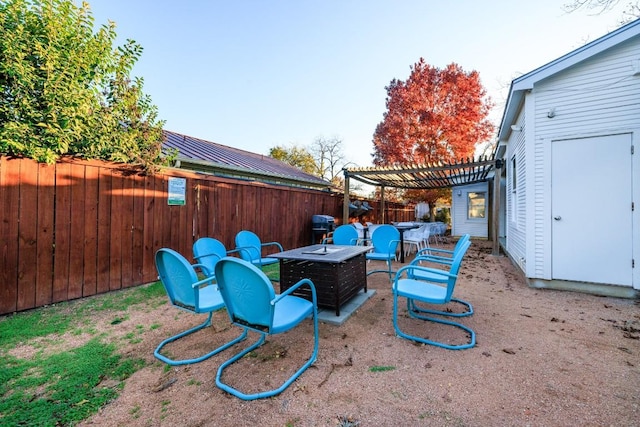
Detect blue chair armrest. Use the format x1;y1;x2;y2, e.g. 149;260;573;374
417;247;454;256
396;264;456;279
274;278;317;306
190;273;217;309
192;274;217;288
192;262;213;276
412;255;454;266
262;241;284;252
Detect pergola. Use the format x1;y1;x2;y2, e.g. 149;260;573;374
342;155;502;255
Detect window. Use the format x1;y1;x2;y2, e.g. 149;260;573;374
467;192;486;219
511;156;517;192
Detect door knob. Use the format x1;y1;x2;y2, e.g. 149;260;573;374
554;216;561;221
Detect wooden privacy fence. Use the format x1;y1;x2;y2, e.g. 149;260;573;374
0;156;414;315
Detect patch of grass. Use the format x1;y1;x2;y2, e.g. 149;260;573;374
261;263;280;281
0;282;165;426
368;365;396;372
0;338;144;426
0;310;72;348
78;282;166;314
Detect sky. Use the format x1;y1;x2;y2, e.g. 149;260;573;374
85;0;630;169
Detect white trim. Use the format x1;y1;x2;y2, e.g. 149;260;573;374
524;91;536;278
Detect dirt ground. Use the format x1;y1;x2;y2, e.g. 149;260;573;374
72;239;638;427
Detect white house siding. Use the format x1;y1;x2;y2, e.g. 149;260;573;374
451;182;488;238
505;109;527;271
529;37;640;282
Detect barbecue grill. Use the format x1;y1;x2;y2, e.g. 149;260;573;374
311;214;335;244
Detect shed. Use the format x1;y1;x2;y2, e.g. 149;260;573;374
495;18;640;298
451;182;489;239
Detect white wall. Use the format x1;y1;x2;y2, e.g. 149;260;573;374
451;182;488;238
505;107;527;272
505;33;640;290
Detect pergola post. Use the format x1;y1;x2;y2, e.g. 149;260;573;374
343;170;350;225
380;186;385;223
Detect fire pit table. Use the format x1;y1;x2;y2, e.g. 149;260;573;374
271;244;371;316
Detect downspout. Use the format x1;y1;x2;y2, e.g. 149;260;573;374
492;159;503;256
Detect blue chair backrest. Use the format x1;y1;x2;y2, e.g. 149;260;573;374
443;240;472;300
332;224;359;245
370;225;399;255
193;237;227;276
235;230;262;262
155;248;199;310
453;234;470;251
215;257;276;331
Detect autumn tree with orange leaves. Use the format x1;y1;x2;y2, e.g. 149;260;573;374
372;59;494;219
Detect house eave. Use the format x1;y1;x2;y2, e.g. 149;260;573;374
175;156;332;191
497;18;640;143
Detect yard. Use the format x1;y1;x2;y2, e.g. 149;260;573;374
1;240;638;426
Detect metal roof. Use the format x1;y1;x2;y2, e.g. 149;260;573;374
162;130;331;189
344;156;496;190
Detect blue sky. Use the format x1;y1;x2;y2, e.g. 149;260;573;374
86;0;628;168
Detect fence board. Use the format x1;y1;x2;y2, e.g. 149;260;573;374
120;172;134;288
68;162;86;300
142;174;157;283
52;162;71;303
0;157;19;313
17;158;38;311
109;172;123;291
131;174;145;286
96;167;112;294
36;162;55;306
82;165;99;297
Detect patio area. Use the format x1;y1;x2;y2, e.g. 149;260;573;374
75;239;639;426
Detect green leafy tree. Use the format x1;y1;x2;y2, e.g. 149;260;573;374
268;145;318;175
0;0;167;171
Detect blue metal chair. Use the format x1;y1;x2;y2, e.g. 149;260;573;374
365;224;400;281
153;248;247;365
408;238;473;317
213;257;319;400
322;224;360;245
415;233;470;265
392;239;475;350
234;230;283;268
193;237;240;277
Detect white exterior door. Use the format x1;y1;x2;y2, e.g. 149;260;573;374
551;133;633;287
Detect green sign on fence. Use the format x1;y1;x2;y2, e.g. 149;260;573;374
168;177;186;206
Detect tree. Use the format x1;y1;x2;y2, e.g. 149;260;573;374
372;59;494;219
0;0;167;171
563;0;640;22
310;136;345;185
268;145;317;175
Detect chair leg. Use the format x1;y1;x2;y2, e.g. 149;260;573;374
366;260;396;282
215;309;320;400
154;312;248;366
393;296;475;350
408;298;473;317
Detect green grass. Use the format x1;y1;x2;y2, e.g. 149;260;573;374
368;365;396;372
261;263;280;281
0;282;166;426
